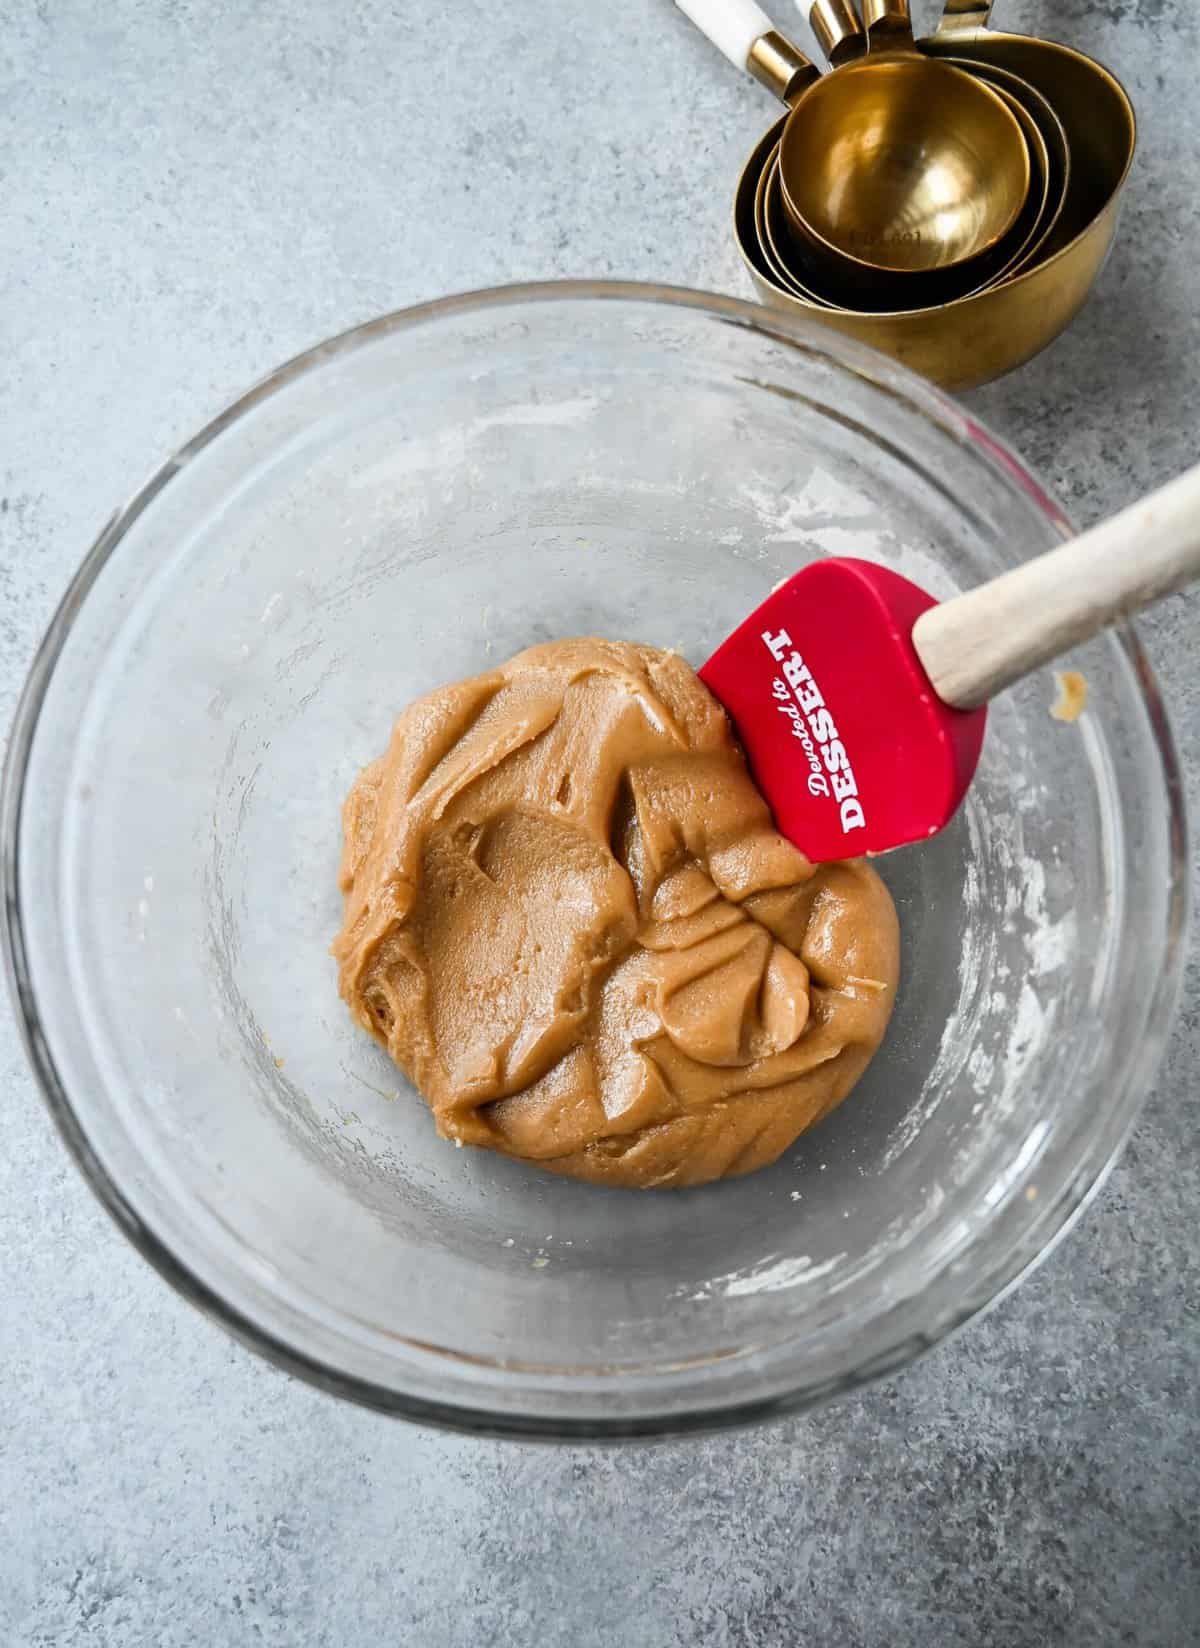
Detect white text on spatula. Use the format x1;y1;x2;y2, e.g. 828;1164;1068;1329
763;629;866;836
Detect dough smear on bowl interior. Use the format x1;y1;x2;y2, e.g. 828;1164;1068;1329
333;639;899;1189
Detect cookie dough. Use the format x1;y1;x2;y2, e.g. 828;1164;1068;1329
333;639;899;1189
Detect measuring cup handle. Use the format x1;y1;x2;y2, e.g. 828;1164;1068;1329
674;0;818;101
860;0;914;47
936;0;995;34
675;0;778;69
806;0;865;67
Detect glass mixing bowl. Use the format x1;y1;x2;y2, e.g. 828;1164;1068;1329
2;284;1187;1438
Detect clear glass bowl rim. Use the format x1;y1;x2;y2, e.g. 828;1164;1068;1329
1;280;1189;1440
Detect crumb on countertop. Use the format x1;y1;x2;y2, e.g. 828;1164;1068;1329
1051;669;1088;723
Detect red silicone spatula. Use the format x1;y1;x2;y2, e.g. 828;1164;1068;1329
700;461;1200;861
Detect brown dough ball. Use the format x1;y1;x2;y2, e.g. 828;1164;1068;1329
333;640;898;1189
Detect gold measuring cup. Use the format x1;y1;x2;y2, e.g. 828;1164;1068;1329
843;0;1070;286
675;0;1028;285
773;78;1050;308
731;3;1135;387
758;0;1052;311
777;0;1031;286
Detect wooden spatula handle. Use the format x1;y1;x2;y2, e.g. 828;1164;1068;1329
912;460;1200;710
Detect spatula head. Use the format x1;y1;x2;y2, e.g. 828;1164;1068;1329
700;558;987;862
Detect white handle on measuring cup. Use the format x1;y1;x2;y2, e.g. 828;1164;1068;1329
675;0;777;73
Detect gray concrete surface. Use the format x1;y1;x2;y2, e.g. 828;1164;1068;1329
2;1;1198;1642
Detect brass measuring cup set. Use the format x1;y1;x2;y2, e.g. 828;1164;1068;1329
677;0;1135;388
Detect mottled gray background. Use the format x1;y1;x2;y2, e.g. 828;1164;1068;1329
2;1;1198;1643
